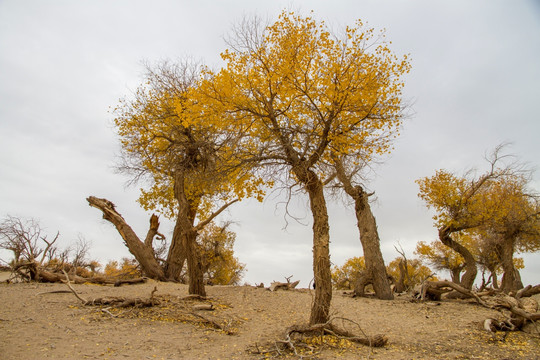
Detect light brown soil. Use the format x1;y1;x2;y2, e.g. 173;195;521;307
0;280;538;359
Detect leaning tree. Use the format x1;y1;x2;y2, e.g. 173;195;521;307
200;12;409;324
94;60;264;296
330;153;396;300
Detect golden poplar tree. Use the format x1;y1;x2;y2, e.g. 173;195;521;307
200;11;410;324
417;145;539;292
113;61;264;295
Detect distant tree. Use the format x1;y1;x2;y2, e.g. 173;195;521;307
331;256;366;290
386;257;434;291
415;238;468;283
104;258;142;279
477;174;540;292
198;222;245;285
201;11;409;324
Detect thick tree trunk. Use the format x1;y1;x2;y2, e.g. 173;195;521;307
353;189;393;300
164;215;187;281
86;196;166;281
492;271;499;289
170;170;206;296
500;239;523;293
332;157;393;300
438;226;477;289
185;230;206;297
298;169;332;325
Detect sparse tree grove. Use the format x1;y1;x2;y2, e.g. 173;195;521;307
2;11;539;343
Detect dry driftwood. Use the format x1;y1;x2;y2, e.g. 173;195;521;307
62;271;159;308
421;280;540;333
192;304;214;311
269;276;300;291
11;263;148;287
269;280;300;291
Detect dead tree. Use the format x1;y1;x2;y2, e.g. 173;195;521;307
0;215;59;280
87;196;167;281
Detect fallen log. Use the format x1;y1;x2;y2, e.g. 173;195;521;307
62;271;159;308
34;268;147;286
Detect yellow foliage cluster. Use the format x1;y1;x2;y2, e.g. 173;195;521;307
199;10;410;177
417;165;540;264
197;223;245;285
386;257;435;288
333;255;435;290
331;256;365;289
113;62;268;221
104;258;142;279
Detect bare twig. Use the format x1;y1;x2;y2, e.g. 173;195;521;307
62;270;88;305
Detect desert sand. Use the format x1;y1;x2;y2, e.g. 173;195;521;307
0;279;538;359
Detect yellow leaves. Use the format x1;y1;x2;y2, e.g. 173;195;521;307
387;257;436;288
417;165;540;255
103;258;142;279
203;10;410;169
415;240;465;271
331;256;365;289
198;222;245;285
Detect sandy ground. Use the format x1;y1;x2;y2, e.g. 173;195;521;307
0;279;539;360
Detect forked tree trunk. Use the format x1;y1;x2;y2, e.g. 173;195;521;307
438;226;477;290
500;238;523;293
185;229;206;297
86;196;166;281
353;189;393;300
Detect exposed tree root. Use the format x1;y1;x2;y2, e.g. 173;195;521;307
249;317;387;358
421;280;540;334
285;322;387;348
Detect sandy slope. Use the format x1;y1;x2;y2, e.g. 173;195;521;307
0;280;538;359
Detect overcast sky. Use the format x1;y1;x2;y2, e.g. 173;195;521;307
1;0;539;287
